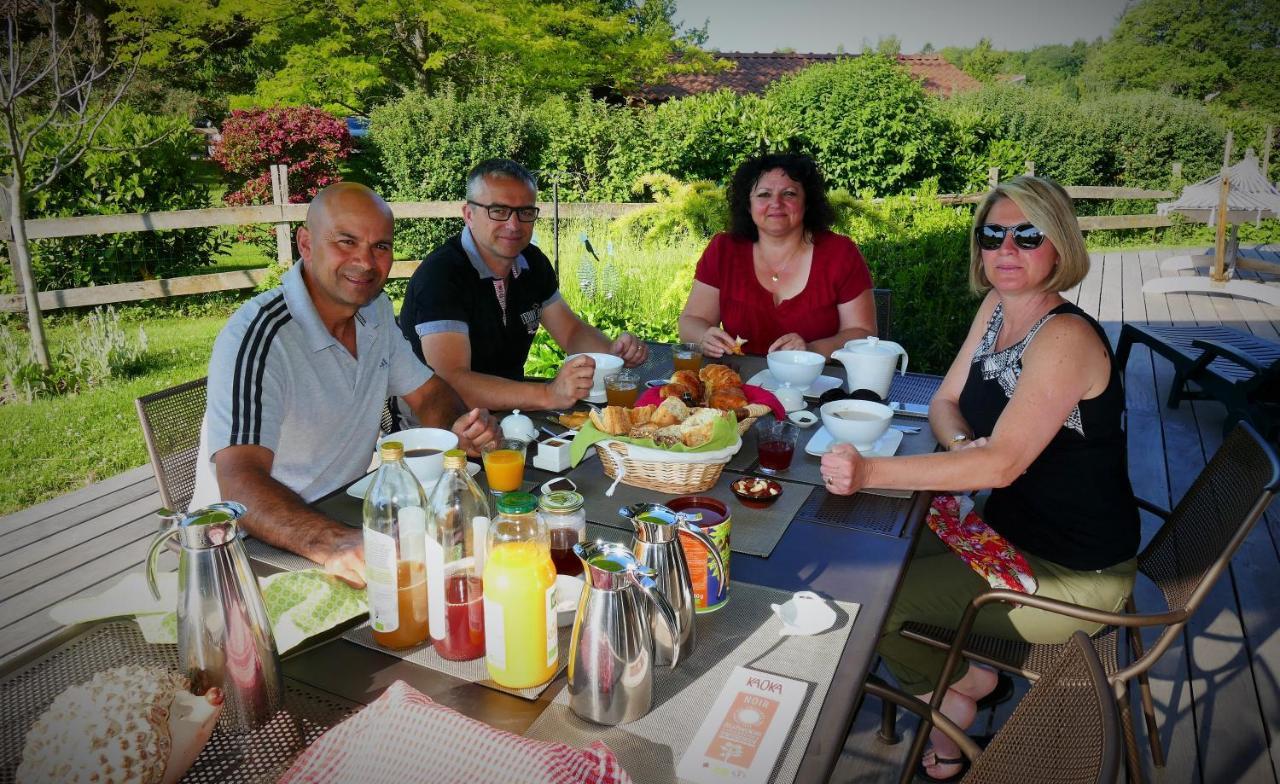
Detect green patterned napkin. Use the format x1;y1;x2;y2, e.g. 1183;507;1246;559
134;570;367;652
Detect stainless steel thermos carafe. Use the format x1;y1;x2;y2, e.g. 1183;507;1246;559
147;502;283;732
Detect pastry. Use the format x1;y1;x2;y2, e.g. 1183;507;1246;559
557;411;589;429
669;369;704;400
706;384;748;411
678;408;725;447
629;404;656;426
659;381;699;401
698;364;742;394
588;406;632;435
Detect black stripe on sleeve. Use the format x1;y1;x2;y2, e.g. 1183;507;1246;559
229;295;289;445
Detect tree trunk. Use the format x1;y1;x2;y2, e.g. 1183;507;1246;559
0;182;51;369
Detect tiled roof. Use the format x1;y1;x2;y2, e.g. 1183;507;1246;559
632;52;983;102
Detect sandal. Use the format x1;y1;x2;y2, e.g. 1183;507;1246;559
918;750;971;783
975;671;1014;711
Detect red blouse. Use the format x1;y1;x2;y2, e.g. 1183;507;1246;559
693;230;873;355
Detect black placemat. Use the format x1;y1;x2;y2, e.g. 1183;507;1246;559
564;460;813;558
889;372;944;408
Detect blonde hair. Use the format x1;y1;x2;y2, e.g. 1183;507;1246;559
968;175;1089;294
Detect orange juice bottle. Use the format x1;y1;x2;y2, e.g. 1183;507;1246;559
483;492;558;688
363;441;430;650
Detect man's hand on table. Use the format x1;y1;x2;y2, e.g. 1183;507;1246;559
320;528;367;588
610;332;648;367
546;354;595;409
453;407;501;455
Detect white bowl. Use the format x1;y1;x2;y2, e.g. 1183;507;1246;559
819;399;893;450
767;350;825;390
566;352;624;395
377;427;458;485
555;574;585;627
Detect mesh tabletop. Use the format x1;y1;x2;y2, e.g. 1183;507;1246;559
525;581;858;784
888;372;943;408
0;621;358;784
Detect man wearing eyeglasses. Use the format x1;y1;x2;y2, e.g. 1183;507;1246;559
399;158;648;411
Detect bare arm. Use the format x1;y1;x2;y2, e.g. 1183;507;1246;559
800;289;879;357
824;311;1112;494
214;445;365;587
680;281;736;356
928;292;1000;448
400;372;502;453
418;330;594;411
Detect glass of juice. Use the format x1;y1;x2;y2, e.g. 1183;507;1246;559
604;370;640;407
672;342;703;373
482;438;527;496
757;420;798;474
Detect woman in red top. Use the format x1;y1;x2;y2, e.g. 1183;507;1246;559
679;153;877;357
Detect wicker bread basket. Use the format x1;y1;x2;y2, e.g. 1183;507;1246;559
592;415;756;494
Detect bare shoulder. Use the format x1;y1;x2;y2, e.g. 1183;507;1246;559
1024;312;1109;366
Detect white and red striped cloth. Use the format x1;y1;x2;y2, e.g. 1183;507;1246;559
278;680;631;784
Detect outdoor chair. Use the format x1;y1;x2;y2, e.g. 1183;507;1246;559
866;631;1120;784
134;377;208;513
879;422;1280;784
1115;323;1280;438
874;287;892;340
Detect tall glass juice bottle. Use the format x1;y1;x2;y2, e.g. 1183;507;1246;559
362;441;430;650
426;449;490;661
483;492;557;688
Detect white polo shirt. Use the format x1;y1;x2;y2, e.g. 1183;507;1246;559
191;261;432;508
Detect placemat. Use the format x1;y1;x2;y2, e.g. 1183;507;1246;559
0;621;358;784
565;462;814;558
245;537;320;573
524;582;858;784
342;621;572;701
889;372;943;407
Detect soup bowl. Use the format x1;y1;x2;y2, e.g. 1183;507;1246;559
377;427;458;484
767;350;825;391
819;399;893;450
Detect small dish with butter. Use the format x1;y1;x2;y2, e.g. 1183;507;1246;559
731;476;783;508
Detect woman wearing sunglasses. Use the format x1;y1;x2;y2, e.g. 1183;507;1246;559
678;153;877;357
820;176;1139;782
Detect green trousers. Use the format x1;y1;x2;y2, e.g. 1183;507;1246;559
878;528;1137;695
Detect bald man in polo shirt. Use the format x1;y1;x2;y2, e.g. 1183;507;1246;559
192;182;500;586
399;159;648;411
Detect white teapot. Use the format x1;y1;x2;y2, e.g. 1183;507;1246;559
831;337;908;400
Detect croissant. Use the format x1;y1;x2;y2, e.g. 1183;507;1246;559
707;384;748;411
698;364;742;394
659;381;699;402
670;370;704;400
629;404;656;426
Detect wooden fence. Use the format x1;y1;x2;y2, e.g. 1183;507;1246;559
0;175;1178;314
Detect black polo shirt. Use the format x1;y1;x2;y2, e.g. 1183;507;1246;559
400;230;561;381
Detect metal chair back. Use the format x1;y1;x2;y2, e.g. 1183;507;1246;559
134;377;207;513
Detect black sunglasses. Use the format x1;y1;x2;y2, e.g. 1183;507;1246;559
467;200;540;223
975;222;1046;251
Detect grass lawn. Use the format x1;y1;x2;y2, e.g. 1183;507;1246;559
0;315;222;515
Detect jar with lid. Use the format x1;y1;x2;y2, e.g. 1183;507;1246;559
539;490;586;577
483;492;557;688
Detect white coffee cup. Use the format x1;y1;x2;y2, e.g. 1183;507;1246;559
566;352;623;399
378;427;458;485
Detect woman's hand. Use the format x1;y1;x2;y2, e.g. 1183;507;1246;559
768;332;807;353
701;326;737;358
820;443;870;495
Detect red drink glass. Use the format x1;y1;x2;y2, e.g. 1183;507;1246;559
757;420;798;474
549;526;584;576
434;573;485;661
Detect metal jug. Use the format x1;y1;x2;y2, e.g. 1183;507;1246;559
146;502;283;732
567;541;679;725
620;502;726;665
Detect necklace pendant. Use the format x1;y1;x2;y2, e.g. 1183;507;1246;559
770;273;780;282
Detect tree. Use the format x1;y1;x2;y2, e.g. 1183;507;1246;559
1084;0;1280;111
225;0;721;114
962;38;1005;83
0;1;141;368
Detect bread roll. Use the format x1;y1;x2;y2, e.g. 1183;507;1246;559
707;384;748;411
653;425;684;448
659;381;698;401
629;404;656;426
651;396;690;427
669;369;704;399
679;408;725;447
589;405;632;435
628;423;661;440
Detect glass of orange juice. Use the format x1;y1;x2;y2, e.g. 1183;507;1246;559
482;438;527;496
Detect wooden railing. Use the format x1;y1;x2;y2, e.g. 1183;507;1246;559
0;183;1181;314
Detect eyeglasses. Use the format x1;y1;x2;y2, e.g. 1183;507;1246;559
975;222;1046;251
467;200;540;223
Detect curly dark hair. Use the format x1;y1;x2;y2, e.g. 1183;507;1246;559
726;153;836;240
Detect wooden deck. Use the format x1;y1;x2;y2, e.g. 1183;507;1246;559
2;245;1278;783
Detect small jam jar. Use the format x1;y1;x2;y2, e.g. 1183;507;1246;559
538;490;586;577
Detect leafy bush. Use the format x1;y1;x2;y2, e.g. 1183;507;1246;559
765;55;947;194
1079;92;1225;187
530;94;651;202
614;174;728;244
214;106;354;206
1;307;148;402
24;108;224;288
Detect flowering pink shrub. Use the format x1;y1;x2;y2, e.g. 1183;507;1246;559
214;107;355;206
